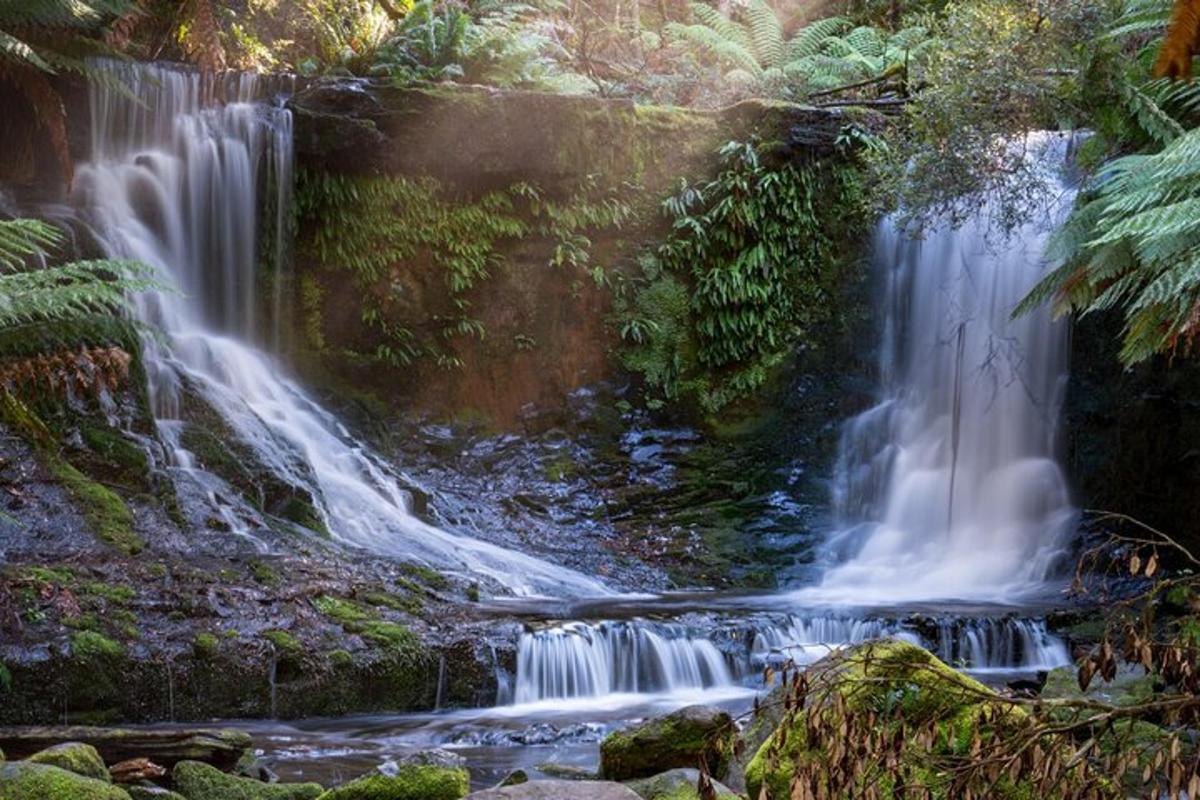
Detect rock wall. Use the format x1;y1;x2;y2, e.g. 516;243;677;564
1065;313;1200;551
288;80;857;427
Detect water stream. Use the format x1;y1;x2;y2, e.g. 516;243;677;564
67;66;1082;782
71;61;606;597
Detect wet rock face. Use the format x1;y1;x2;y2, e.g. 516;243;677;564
599;705;736;782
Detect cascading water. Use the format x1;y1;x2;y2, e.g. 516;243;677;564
510;615;1069;705
513;621;734;704
811;133;1079;604
71;62;606;596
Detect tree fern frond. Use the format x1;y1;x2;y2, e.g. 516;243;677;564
787;16;850;61
744;0;784;69
0;219;61;269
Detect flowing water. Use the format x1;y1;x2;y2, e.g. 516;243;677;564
71;61;606;596
809;133;1079;605
65;66;1082;782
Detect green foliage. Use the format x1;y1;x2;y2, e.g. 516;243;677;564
193;632;219;658
619;139;867;412
312;595;374;623
1012;0;1200;364
71;630;125;661
0;219;157;363
294;170;628;368
665;0;932;100
881;0;1108;229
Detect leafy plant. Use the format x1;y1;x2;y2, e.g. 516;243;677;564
0;219;157;367
665;0;931;100
1013;0;1200;364
619;139;867;413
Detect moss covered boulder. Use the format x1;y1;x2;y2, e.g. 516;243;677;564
172;760;323;800
743;640;1079;800
465;781;641;799
127;787;189;800
600;705;735;782
0;761;132;800
317;763;469;800
27;741;110;782
624;767;738;799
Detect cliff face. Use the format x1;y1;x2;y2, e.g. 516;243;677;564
287;79;857;427
1066;312;1200;550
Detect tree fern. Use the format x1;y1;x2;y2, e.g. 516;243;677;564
1018;126;1200;363
666;3;919;100
0;219;158;359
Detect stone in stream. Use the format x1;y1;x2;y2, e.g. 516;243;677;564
315;753;469;800
172;760;323;800
0;760;133;799
126;786;189;800
624;767;739;799
27;741;110;782
0;726;251;771
465;780;642;799
599;705;736;781
109;757;168;784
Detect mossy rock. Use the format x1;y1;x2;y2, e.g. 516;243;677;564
624;767;738;799
317;764;469;800
743;640;1065;800
172;760;323;800
127;787;188;800
28;742;110;782
0;761;131;800
600;705;735;782
1041;664;1158;708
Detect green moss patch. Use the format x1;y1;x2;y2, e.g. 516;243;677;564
316;765;469;800
172;760;323;800
27;742;110;782
52;460;142;555
0;761;130;800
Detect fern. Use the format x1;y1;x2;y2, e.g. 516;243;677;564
1018;126;1200;363
0;219;157;358
668;3;925;100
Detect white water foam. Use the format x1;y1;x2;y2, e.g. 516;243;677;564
802;133;1079;605
71;62;607;596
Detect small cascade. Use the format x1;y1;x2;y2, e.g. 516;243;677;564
933;618;1070;671
511;615;1071;704
748;615;921;667
70;61;607;597
513;621;735;703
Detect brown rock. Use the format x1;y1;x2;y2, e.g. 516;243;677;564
109;757;167;783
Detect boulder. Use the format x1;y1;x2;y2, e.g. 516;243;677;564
624;768;738;799
0;726;251;771
315;761;469;800
110;758;167;784
126;786;189;800
744;640;1041;799
172;760;323;800
599;705;735;781
0;761;132;800
465;780;641;799
27;741;110;782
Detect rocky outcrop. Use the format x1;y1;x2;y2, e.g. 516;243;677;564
0;728;250;772
599;705;736;781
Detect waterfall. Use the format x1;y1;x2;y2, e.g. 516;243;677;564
811;133;1078;604
513;621;735;703
71;61;607;597
510;615;1069;703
